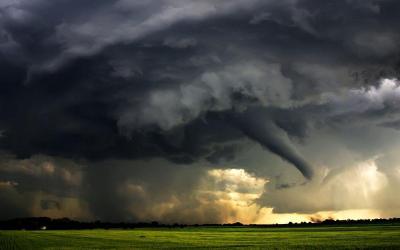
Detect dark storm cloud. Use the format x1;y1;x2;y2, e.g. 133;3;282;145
2;0;400;221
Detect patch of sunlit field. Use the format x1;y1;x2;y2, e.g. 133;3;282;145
1;225;400;249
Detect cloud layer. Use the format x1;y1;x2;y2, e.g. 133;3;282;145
1;0;400;222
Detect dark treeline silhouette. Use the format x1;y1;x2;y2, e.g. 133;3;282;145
1;217;400;230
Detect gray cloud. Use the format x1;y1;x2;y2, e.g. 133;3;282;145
1;0;400;222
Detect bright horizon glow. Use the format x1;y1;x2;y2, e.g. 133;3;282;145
197;167;390;224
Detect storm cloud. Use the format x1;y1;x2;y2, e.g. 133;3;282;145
1;0;400;222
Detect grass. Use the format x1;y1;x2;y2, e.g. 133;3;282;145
1;225;400;249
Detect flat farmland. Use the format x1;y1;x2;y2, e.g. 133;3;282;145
1;225;400;249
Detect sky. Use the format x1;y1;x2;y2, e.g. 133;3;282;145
1;0;400;224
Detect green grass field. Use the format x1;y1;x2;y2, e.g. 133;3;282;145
1;225;400;249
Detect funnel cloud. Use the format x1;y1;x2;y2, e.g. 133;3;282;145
231;111;314;179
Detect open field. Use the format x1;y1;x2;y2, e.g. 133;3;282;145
1;225;400;249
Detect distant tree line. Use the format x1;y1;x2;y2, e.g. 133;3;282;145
1;217;400;230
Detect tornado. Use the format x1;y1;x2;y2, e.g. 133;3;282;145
231;112;314;180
